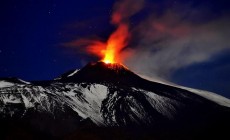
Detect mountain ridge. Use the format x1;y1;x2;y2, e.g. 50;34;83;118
0;61;230;140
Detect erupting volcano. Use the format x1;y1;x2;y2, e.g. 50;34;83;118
2;0;230;139
1;61;230;140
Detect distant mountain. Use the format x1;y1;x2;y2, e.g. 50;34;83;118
0;62;230;140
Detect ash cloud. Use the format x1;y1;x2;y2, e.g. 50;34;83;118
65;0;230;83
121;3;230;82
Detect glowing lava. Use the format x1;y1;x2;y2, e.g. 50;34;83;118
101;24;129;64
66;0;142;64
103;49;115;64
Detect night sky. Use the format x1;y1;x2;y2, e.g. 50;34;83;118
1;0;230;98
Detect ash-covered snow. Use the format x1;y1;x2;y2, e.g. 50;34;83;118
152;79;230;108
133;88;178;119
179;87;230;107
139;74;230;108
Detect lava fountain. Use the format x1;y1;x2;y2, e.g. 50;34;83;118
66;0;144;64
102;24;129;64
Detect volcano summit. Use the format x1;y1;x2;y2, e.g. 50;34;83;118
0;62;230;140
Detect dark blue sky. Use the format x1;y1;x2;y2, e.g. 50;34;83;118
0;0;115;80
0;0;230;98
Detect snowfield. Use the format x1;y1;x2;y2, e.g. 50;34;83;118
0;62;230;140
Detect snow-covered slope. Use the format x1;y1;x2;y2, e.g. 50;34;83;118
178;86;230;107
139;74;230;107
0;78;30;88
0;81;15;88
0;62;230;139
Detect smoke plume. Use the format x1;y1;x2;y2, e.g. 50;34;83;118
66;0;145;63
120;3;230;81
66;0;230;83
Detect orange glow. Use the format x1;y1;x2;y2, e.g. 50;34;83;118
66;0;145;65
103;47;115;64
67;24;130;64
101;24;129;64
68;24;129;64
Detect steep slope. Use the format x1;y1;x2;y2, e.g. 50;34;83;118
0;61;230;139
58;62;142;84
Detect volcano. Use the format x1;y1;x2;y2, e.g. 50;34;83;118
0;62;230;140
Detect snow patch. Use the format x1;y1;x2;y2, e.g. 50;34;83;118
133;88;178;119
18;79;30;84
21;94;34;108
67;69;79;77
2;95;22;104
0;81;14;88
